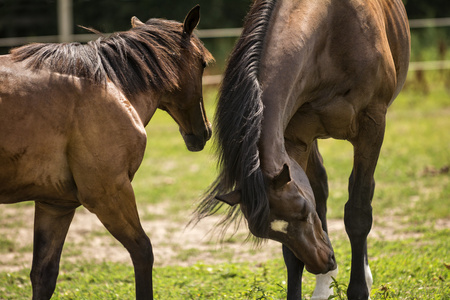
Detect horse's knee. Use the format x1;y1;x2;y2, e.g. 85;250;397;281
130;235;154;268
142;237;154;266
344;203;372;239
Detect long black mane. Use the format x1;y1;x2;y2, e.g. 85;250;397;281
11;18;211;96
196;0;277;237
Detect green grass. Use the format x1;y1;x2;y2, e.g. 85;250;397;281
1;230;448;299
0;235;14;253
0;74;449;299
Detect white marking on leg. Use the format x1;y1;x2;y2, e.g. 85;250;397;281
311;267;339;300
270;220;289;234
365;262;373;292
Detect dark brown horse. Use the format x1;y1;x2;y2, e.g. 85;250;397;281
196;0;410;299
0;6;213;300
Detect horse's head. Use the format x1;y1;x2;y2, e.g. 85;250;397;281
265;161;336;274
217;159;336;274
134;6;213;152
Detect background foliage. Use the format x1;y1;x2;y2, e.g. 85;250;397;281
0;0;252;37
1;0;449;72
0;0;448;37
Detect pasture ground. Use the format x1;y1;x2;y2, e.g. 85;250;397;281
1;77;449;299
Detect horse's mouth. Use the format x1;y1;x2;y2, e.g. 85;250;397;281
305;250;337;274
181;127;211;152
282;228;337;275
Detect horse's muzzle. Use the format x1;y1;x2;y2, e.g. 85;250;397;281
181;125;212;152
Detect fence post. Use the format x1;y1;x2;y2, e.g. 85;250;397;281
58;0;73;43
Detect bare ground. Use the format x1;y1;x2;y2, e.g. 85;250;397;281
0;203;448;273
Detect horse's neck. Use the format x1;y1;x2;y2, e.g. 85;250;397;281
258;96;290;178
127;90;160;127
257;0;335;176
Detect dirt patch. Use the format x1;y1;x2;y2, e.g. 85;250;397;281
0;204;281;272
0;204;446;272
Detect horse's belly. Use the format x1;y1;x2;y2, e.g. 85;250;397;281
0;80;79;202
0;140;77;203
315;98;358;140
287;97;358;146
0;169;77;204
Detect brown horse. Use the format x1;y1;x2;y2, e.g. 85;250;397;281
0;6;213;300
196;0;410;299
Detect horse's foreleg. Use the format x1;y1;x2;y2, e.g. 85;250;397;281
31;201;77;300
306;141;339;300
79;180;154;300
345;111;385;300
285;140;336;300
283;245;304;300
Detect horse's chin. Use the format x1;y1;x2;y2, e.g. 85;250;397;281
180;126;211;152
305;254;337;275
182;133;206;152
303;245;337;275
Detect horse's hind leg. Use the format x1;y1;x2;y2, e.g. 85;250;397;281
77;178;154;300
31;201;77;300
307;141;338;300
345;110;385;300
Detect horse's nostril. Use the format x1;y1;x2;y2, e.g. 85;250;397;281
329;252;337;270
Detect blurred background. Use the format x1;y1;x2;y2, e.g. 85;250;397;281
0;0;252;76
0;0;449;85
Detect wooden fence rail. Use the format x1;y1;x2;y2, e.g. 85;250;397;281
1;15;449;80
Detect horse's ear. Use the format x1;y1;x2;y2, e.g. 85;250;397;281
131;16;145;28
183;5;200;36
216;190;241;207
272;164;291;190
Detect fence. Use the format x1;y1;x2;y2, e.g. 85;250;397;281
1;19;449;46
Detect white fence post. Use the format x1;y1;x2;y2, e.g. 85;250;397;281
58;0;73;43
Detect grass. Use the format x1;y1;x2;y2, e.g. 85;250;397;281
1;230;448;299
0;72;449;299
0;235;14;253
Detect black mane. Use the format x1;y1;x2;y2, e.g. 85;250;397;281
196;0;278;237
11;18;211;95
